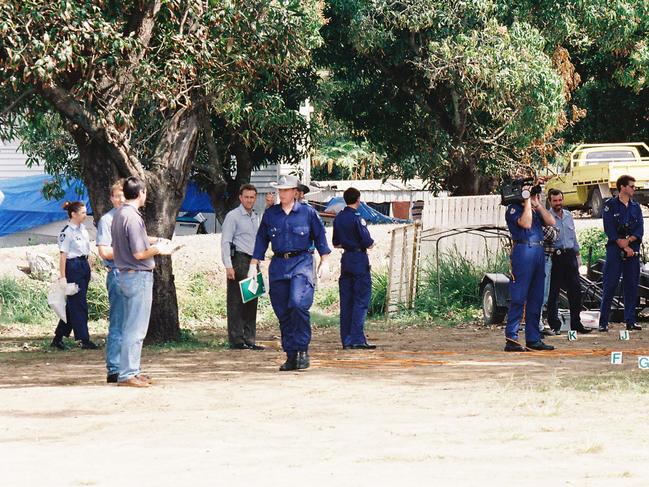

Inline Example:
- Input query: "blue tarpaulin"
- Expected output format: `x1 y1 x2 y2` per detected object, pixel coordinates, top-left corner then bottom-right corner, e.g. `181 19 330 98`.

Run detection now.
0 175 215 236
0 175 91 237
324 197 409 224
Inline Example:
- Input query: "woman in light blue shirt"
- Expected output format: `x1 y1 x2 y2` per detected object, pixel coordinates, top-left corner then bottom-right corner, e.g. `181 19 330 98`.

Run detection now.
51 201 98 350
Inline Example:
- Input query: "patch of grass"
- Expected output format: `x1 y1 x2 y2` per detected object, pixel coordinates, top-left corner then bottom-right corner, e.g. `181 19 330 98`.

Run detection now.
413 249 508 325
368 269 388 317
558 372 649 393
314 286 338 309
87 275 109 321
177 272 228 324
0 277 52 324
149 328 229 351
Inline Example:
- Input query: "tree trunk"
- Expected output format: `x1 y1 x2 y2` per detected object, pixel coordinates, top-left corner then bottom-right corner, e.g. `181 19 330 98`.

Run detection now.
209 137 255 223
71 108 200 344
72 133 126 223
143 107 200 343
446 159 497 196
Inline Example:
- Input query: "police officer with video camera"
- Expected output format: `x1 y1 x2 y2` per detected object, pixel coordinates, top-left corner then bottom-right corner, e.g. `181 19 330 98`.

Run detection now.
599 175 644 332
503 179 556 351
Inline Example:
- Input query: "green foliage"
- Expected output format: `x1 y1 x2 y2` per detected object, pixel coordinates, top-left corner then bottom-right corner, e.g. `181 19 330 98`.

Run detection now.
368 270 388 317
414 249 509 325
578 227 607 264
0 277 51 324
318 0 565 193
177 272 228 325
87 277 109 322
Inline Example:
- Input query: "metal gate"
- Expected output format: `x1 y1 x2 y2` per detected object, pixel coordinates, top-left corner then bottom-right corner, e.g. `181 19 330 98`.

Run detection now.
385 222 421 318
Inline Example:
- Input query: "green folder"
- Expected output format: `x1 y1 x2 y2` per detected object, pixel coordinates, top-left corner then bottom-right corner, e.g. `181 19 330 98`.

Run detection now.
239 272 265 303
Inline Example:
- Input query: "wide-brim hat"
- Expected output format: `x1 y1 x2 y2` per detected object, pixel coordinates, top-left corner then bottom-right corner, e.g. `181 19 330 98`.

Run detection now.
297 183 310 194
270 175 300 189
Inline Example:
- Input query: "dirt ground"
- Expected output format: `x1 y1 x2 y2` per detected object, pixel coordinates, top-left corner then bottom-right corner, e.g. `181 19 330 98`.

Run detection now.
3 220 649 486
3 323 649 486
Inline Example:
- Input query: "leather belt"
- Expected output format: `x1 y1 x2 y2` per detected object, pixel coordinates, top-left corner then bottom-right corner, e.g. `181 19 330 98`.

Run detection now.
120 269 153 273
273 251 308 259
553 248 576 256
69 255 88 261
513 240 543 246
343 248 367 253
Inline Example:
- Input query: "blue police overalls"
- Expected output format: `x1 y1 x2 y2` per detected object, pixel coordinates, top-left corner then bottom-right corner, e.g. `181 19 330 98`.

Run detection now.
599 197 644 328
332 207 375 347
505 204 544 344
253 201 331 356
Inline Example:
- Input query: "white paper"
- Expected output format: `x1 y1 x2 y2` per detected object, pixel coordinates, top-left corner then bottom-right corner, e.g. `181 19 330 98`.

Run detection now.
248 279 259 294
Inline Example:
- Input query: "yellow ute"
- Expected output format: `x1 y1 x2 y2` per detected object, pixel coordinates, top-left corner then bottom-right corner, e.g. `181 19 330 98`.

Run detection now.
544 143 649 218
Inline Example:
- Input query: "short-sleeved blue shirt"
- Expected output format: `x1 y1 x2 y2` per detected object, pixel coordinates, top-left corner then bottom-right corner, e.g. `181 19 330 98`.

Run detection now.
505 203 544 243
96 207 117 269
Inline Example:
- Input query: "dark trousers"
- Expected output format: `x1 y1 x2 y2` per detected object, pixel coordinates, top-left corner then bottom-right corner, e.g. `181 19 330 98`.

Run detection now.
226 252 258 346
505 243 543 343
547 249 583 331
599 246 640 327
339 270 371 347
54 257 91 341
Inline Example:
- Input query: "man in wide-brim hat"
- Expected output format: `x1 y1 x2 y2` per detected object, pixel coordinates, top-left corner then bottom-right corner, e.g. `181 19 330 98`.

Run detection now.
250 175 331 371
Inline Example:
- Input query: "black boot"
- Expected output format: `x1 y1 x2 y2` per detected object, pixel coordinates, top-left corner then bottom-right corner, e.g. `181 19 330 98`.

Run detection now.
296 351 310 370
80 340 98 350
279 354 298 371
50 336 68 351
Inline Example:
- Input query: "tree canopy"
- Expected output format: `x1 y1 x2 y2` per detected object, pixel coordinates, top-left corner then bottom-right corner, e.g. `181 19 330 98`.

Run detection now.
316 0 649 194
0 0 324 341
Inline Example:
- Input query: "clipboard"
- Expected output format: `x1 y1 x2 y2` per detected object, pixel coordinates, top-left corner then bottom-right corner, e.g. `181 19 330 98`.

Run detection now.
239 272 265 303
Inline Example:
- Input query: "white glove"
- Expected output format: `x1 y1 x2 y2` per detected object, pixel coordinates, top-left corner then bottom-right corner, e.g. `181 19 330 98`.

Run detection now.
317 261 330 280
247 265 257 280
157 237 172 246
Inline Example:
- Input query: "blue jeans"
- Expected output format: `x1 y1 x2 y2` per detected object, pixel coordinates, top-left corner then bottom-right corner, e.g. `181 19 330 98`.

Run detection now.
105 269 125 375
118 271 153 381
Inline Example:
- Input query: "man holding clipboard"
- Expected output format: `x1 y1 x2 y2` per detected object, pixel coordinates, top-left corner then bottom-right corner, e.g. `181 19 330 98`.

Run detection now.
250 175 331 371
221 184 265 350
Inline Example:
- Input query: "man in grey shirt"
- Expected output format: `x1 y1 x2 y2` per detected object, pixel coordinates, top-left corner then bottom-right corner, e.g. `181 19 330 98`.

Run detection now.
221 183 263 350
111 176 171 387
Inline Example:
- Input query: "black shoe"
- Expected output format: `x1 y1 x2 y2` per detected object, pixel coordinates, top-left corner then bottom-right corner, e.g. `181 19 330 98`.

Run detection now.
350 343 377 350
80 340 98 350
599 326 609 332
279 355 298 371
246 343 265 350
229 343 250 350
573 326 592 334
504 342 525 352
541 329 560 337
526 340 555 351
296 351 310 370
107 373 119 383
50 337 69 351
627 323 642 331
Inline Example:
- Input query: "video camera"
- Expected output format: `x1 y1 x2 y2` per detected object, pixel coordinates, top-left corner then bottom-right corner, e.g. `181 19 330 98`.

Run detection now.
500 178 542 206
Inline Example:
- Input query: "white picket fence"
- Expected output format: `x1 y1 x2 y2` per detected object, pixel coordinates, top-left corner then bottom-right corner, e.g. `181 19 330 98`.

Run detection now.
419 195 508 265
